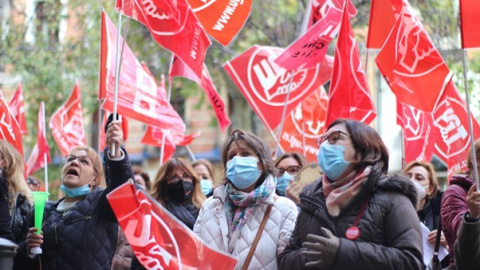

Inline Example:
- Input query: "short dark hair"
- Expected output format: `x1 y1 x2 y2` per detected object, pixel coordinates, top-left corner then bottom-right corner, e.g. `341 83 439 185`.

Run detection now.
327 119 389 173
132 165 151 190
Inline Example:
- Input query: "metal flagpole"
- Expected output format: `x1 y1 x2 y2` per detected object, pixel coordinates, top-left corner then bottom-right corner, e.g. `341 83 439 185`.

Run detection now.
462 50 480 190
185 145 196 161
160 55 175 166
275 71 294 157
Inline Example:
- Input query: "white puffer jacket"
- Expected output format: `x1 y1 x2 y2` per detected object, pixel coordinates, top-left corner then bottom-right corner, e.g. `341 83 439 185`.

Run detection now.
193 183 298 270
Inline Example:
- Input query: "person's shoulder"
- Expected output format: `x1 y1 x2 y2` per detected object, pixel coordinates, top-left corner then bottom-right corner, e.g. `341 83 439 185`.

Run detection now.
374 174 417 207
274 195 297 212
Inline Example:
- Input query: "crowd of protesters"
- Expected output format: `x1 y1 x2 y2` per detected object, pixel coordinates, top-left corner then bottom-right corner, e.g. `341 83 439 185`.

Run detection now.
0 118 479 270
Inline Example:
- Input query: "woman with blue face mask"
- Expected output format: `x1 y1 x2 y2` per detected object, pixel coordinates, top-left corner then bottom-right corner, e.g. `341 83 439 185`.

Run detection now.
192 159 216 197
278 119 424 270
194 129 298 270
274 153 307 204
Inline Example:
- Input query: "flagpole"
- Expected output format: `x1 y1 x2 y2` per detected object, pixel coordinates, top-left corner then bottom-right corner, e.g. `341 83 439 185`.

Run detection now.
160 56 175 166
400 129 406 169
185 145 196 161
275 71 294 157
42 101 48 195
462 50 479 190
301 115 307 157
97 106 103 154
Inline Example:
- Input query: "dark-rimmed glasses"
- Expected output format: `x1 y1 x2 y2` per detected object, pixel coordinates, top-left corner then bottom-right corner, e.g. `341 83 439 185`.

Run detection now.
167 173 193 183
276 166 301 176
316 130 351 146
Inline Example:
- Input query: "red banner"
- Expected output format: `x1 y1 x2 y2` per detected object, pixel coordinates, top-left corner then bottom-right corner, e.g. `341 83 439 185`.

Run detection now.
375 9 450 112
117 0 211 78
99 11 185 135
170 56 231 132
107 182 238 269
460 0 480 49
307 0 357 28
325 1 376 127
49 83 86 156
187 0 252 46
366 0 396 49
432 80 480 178
26 102 51 176
8 83 28 135
0 92 23 156
280 87 328 162
224 45 333 131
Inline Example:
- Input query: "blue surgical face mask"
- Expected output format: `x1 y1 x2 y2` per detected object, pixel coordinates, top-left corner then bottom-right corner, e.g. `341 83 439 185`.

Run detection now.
60 184 90 198
276 172 294 196
317 143 350 180
200 179 213 196
226 156 261 190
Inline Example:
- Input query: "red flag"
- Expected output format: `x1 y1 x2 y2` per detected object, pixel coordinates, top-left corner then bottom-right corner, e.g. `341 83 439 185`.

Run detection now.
432 80 480 178
307 0 357 28
224 45 333 132
187 0 252 46
366 0 396 49
107 182 238 269
99 11 186 135
8 83 28 135
99 112 129 151
0 92 23 156
49 83 86 156
26 102 51 176
117 0 211 78
325 1 376 127
375 9 450 112
396 101 436 163
170 56 230 132
460 0 480 49
280 87 328 162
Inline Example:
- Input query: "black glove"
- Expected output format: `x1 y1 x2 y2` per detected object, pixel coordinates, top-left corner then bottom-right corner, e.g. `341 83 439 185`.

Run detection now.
302 227 340 268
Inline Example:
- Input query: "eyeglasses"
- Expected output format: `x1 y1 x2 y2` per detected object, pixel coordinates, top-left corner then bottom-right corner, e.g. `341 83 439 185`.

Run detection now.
276 166 301 176
167 173 193 183
316 130 350 146
27 178 40 186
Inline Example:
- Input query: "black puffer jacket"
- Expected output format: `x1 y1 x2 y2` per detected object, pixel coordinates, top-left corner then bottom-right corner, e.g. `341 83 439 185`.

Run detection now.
11 193 32 242
278 167 424 270
17 150 134 270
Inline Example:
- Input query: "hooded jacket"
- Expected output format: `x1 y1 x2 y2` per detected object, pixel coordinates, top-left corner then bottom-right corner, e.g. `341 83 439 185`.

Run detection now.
278 167 424 270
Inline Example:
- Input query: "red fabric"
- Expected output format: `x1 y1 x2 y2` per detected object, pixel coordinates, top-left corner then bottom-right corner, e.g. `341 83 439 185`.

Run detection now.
169 56 231 132
224 45 333 132
375 9 450 112
460 0 480 49
26 102 51 176
49 83 86 156
325 1 376 127
366 0 396 49
186 0 252 46
117 0 211 78
140 126 176 163
8 83 28 135
307 0 356 28
99 11 185 135
279 87 328 162
0 92 24 156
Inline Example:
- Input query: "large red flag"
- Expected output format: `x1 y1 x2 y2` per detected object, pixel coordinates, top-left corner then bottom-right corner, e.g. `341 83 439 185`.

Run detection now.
8 83 28 135
325 1 376 127
99 11 185 135
375 9 450 112
280 87 328 162
224 45 333 132
432 80 480 178
0 91 23 156
26 102 51 176
459 0 480 49
117 0 211 78
366 0 396 49
107 182 238 269
169 56 231 132
187 0 252 46
307 0 357 28
49 83 86 156
397 101 436 163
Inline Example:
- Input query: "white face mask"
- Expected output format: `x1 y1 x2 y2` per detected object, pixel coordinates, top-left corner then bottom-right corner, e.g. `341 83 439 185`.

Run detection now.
411 180 426 210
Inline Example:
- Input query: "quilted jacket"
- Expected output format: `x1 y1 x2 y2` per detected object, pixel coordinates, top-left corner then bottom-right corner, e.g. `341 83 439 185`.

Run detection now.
193 177 298 270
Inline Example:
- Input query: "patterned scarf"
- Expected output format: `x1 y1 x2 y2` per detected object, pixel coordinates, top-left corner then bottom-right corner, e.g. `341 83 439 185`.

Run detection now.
224 175 275 235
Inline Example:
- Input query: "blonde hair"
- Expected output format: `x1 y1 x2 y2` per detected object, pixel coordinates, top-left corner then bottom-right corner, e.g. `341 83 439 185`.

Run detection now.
0 140 32 210
402 161 439 200
65 146 105 188
192 159 215 182
151 158 205 209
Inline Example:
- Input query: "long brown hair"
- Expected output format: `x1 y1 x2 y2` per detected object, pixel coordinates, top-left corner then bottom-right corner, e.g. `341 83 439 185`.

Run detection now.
151 158 205 209
402 161 439 199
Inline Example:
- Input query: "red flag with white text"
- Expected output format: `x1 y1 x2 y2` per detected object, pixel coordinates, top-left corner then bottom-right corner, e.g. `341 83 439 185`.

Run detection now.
8 83 28 135
49 83 86 156
117 0 211 78
460 0 480 49
26 102 51 176
169 56 231 132
107 182 238 269
224 45 333 132
280 87 328 162
375 9 450 112
187 0 252 46
366 0 396 49
99 11 185 136
0 92 23 156
325 1 376 127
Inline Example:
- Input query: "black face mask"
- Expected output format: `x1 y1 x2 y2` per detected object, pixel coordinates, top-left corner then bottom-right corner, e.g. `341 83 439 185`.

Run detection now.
166 180 194 203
